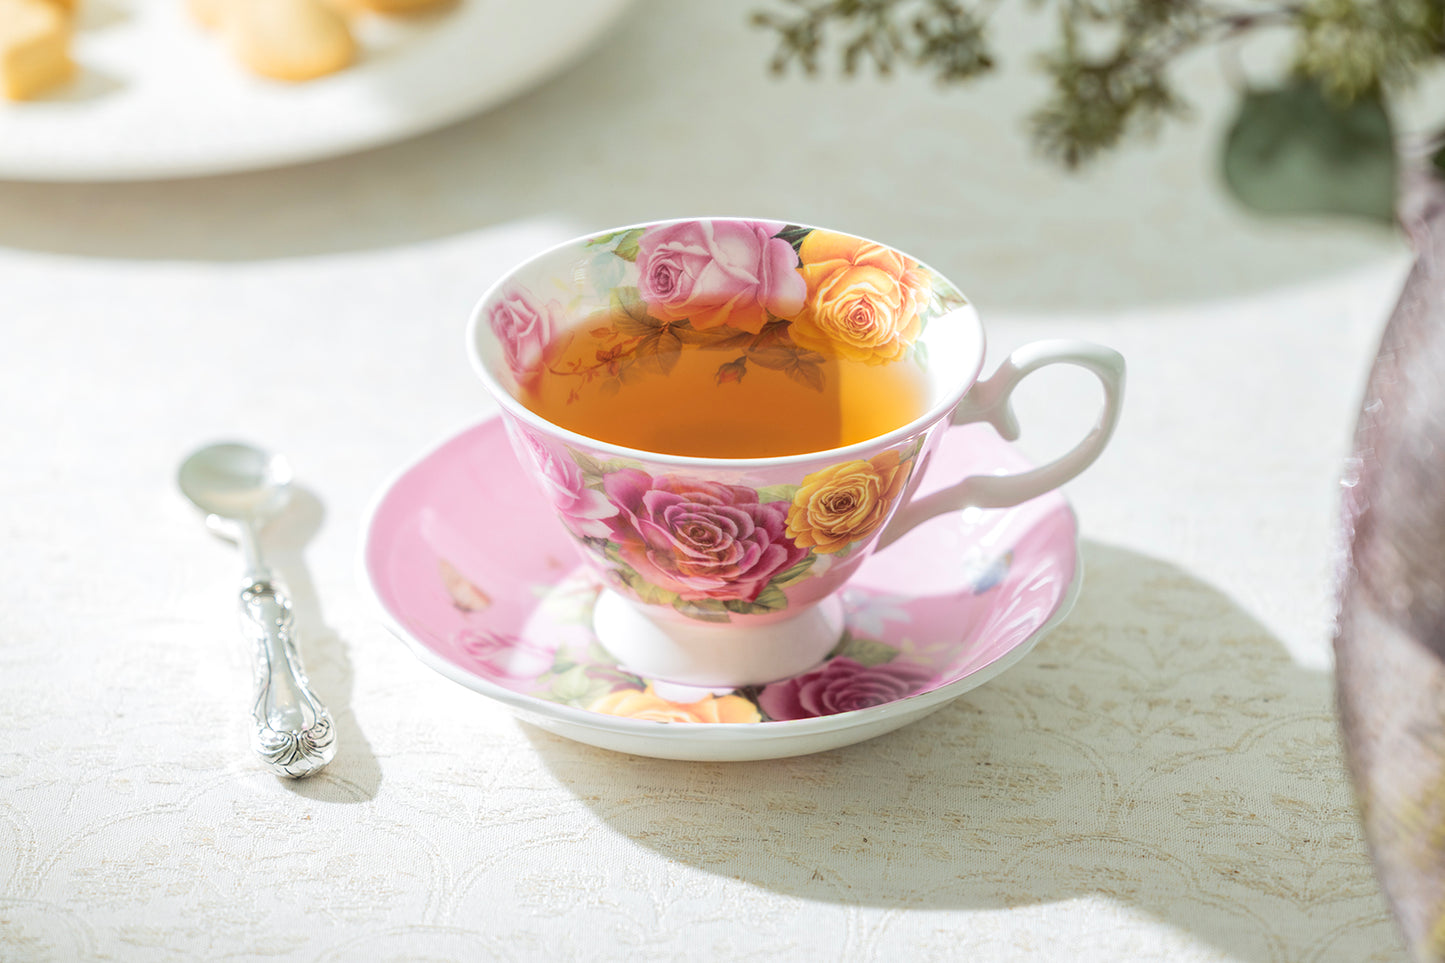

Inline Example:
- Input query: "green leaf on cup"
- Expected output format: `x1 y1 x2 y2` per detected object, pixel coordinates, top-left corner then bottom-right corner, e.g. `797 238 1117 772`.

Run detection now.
911 340 929 370
769 554 816 587
674 323 755 350
1222 77 1397 225
615 565 675 606
612 228 645 262
673 598 733 622
598 456 646 475
774 224 813 254
724 585 788 615
756 483 801 504
568 447 609 482
784 359 826 392
611 286 662 334
901 434 928 464
635 329 683 376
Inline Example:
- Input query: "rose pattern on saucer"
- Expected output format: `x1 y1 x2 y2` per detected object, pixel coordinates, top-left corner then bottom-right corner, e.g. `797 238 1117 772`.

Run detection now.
756 656 937 721
434 554 1015 724
367 417 1081 753
488 221 966 402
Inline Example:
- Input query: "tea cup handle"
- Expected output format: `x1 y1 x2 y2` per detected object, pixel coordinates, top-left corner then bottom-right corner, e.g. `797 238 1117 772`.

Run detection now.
877 340 1125 548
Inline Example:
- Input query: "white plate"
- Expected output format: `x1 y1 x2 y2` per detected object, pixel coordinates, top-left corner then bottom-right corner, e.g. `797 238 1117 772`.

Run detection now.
0 0 635 181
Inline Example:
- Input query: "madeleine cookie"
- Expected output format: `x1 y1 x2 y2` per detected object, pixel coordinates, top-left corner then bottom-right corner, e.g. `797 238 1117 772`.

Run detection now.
0 0 74 100
186 0 225 29
325 0 453 15
224 0 355 82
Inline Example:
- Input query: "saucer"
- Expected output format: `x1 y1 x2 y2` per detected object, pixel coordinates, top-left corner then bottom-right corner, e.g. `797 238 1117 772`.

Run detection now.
361 417 1081 762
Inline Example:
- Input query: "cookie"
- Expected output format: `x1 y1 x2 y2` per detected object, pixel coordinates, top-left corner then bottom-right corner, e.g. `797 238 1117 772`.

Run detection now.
0 0 74 101
186 0 225 29
325 0 453 15
223 0 355 82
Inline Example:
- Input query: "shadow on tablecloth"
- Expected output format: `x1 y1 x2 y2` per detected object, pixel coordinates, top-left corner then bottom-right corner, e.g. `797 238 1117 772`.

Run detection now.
265 487 382 802
530 540 1403 961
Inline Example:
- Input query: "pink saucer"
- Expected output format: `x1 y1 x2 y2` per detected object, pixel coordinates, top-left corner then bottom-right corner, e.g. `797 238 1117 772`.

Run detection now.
361 418 1081 761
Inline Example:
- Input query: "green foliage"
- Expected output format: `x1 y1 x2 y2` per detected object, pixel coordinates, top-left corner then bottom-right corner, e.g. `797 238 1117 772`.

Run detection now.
588 228 645 262
756 483 803 504
829 631 898 666
752 0 996 81
677 317 828 393
1223 77 1398 224
1028 5 1194 168
726 584 790 614
769 554 817 586
1295 0 1442 103
546 664 615 707
753 0 1445 218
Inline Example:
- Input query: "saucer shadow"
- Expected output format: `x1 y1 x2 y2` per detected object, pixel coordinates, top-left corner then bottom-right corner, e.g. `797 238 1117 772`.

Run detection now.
528 541 1400 962
263 486 382 802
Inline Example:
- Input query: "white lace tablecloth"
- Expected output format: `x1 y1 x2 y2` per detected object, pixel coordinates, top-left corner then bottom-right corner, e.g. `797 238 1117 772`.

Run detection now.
0 1 1420 960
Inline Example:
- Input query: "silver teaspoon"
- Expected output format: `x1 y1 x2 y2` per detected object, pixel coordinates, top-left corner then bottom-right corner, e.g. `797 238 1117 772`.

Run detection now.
178 442 336 778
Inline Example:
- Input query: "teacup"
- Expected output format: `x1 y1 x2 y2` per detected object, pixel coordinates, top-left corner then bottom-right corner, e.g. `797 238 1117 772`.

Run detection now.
466 218 1124 688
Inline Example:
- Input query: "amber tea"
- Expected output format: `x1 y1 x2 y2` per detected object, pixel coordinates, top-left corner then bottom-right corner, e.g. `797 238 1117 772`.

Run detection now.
518 310 931 458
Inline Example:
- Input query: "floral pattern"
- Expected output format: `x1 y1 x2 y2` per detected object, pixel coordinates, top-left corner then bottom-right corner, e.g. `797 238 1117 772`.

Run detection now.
487 283 564 386
439 562 1012 724
784 449 912 554
601 469 805 603
517 432 927 620
790 230 931 365
519 430 618 539
589 685 762 723
470 221 979 713
490 220 965 400
455 628 556 686
635 219 807 334
756 656 936 720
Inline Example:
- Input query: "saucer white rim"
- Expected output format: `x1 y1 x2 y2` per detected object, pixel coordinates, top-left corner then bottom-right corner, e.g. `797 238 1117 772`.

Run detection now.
358 415 1082 747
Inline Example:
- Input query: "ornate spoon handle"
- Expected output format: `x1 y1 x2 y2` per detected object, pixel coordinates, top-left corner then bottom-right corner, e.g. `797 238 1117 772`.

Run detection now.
239 578 336 778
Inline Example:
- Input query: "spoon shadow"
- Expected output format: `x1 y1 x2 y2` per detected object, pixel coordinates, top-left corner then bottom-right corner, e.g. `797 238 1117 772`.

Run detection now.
260 486 382 802
525 542 1400 961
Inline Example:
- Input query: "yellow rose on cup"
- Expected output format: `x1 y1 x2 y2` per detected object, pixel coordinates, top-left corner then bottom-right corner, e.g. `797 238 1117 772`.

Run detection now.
790 230 932 365
785 450 911 554
589 686 761 723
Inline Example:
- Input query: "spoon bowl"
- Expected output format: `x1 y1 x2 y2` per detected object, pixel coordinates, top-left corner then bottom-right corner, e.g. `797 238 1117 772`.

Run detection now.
178 443 293 525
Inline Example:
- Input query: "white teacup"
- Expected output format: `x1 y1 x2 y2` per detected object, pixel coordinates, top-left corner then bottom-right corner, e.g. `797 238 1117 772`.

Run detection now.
467 218 1124 688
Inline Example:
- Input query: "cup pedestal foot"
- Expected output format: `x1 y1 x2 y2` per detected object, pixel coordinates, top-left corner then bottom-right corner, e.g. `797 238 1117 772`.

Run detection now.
592 590 845 689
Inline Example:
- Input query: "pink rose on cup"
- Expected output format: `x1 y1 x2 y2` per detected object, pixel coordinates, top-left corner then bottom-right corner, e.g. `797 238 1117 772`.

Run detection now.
522 434 617 539
757 656 934 720
488 283 563 383
636 220 808 333
603 469 806 602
